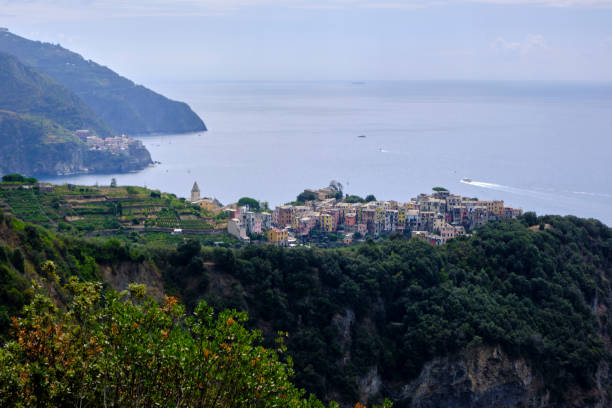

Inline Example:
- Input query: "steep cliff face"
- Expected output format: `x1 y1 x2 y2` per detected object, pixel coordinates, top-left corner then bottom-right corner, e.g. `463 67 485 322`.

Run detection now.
98 261 165 301
390 346 548 408
83 143 152 174
352 345 610 408
0 111 152 176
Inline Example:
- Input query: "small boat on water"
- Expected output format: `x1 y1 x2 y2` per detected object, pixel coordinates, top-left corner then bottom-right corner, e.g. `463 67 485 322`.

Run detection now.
461 178 472 183
358 135 366 138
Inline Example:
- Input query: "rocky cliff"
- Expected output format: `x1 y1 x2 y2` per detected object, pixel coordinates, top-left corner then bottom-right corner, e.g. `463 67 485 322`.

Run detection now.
0 111 152 176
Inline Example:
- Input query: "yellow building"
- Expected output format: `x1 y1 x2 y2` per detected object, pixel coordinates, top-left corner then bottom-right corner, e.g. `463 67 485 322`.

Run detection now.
398 207 406 224
267 228 288 246
486 200 504 216
319 213 335 233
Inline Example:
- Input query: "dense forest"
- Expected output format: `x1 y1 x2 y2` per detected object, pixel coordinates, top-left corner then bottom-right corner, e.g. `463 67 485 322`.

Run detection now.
160 215 611 406
0 30 206 135
0 206 610 406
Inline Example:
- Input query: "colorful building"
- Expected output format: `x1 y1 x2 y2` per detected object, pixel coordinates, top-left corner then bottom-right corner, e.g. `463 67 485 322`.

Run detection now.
267 228 289 246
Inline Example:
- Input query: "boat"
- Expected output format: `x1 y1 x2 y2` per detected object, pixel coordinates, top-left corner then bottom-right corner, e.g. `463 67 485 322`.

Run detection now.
461 178 472 183
358 135 366 138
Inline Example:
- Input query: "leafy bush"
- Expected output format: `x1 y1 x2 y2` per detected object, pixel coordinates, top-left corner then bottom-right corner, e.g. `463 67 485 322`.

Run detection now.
0 279 390 408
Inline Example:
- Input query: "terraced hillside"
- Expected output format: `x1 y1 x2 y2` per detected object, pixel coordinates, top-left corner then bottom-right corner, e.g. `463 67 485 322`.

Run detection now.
0 180 231 245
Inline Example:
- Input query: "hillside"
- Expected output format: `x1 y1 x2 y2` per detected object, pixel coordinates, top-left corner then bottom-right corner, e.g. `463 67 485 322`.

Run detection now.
0 181 227 236
0 183 610 407
0 207 387 408
0 111 152 176
160 216 612 407
0 30 206 135
0 52 112 137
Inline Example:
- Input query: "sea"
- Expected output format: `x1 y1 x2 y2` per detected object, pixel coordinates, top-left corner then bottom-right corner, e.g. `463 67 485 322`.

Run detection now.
43 80 612 226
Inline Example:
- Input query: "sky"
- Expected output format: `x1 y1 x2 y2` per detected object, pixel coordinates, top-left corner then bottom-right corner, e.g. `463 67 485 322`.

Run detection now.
1 0 612 82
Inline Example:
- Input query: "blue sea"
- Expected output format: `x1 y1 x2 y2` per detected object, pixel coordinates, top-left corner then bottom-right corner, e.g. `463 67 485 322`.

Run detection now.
43 81 612 225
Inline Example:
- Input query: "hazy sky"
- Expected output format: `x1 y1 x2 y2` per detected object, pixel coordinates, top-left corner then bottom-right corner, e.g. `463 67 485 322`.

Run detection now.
1 0 612 82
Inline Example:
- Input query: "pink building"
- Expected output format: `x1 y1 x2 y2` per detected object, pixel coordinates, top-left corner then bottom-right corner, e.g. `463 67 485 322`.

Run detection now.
297 217 317 236
356 224 367 236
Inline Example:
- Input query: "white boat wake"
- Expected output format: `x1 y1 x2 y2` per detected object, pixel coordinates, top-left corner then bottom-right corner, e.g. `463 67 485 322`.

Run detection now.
460 179 612 203
460 179 557 200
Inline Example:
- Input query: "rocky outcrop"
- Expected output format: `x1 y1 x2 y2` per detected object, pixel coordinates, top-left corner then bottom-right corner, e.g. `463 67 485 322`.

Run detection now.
368 345 612 408
0 111 152 176
388 346 547 408
83 143 152 174
98 261 165 301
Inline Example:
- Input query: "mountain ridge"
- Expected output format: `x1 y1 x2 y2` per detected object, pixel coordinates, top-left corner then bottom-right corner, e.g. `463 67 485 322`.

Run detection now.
0 30 207 135
0 51 113 137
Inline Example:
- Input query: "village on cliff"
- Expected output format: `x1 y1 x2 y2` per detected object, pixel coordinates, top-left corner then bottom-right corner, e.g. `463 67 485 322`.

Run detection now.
189 182 523 247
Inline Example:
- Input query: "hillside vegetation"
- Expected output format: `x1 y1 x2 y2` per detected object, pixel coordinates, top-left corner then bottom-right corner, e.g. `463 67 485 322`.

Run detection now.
1 280 392 408
0 181 226 237
0 52 112 137
0 111 86 176
159 215 612 406
0 193 610 406
0 30 206 135
0 210 387 408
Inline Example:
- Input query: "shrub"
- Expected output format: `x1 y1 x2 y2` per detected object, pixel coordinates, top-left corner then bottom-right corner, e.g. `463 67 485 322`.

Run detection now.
0 280 391 408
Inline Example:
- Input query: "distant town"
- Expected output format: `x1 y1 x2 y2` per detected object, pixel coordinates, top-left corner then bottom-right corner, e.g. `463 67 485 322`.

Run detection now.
75 130 147 155
189 182 523 247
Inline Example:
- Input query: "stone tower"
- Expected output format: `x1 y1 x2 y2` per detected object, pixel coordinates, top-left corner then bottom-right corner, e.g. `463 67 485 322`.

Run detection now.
191 181 200 202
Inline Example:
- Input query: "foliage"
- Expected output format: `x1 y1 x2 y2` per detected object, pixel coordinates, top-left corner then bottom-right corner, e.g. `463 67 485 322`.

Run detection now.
0 200 610 405
328 181 343 193
297 191 317 202
0 52 112 137
1 174 37 184
0 279 390 408
432 186 448 192
364 195 376 203
344 195 365 204
165 215 612 404
238 197 260 211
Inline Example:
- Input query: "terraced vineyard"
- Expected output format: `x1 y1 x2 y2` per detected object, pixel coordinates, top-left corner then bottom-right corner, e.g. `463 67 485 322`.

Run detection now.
154 210 181 228
0 181 222 240
0 188 53 224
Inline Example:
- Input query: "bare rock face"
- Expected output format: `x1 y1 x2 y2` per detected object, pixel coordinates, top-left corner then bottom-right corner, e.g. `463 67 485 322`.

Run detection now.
98 261 165 302
390 346 549 408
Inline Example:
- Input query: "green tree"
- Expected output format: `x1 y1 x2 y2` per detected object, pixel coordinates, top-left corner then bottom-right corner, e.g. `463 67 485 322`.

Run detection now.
238 197 260 211
297 191 317 202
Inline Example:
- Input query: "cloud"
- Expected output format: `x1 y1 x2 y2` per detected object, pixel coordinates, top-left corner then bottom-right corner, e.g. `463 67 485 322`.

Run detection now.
2 0 612 21
470 0 612 6
491 34 548 56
